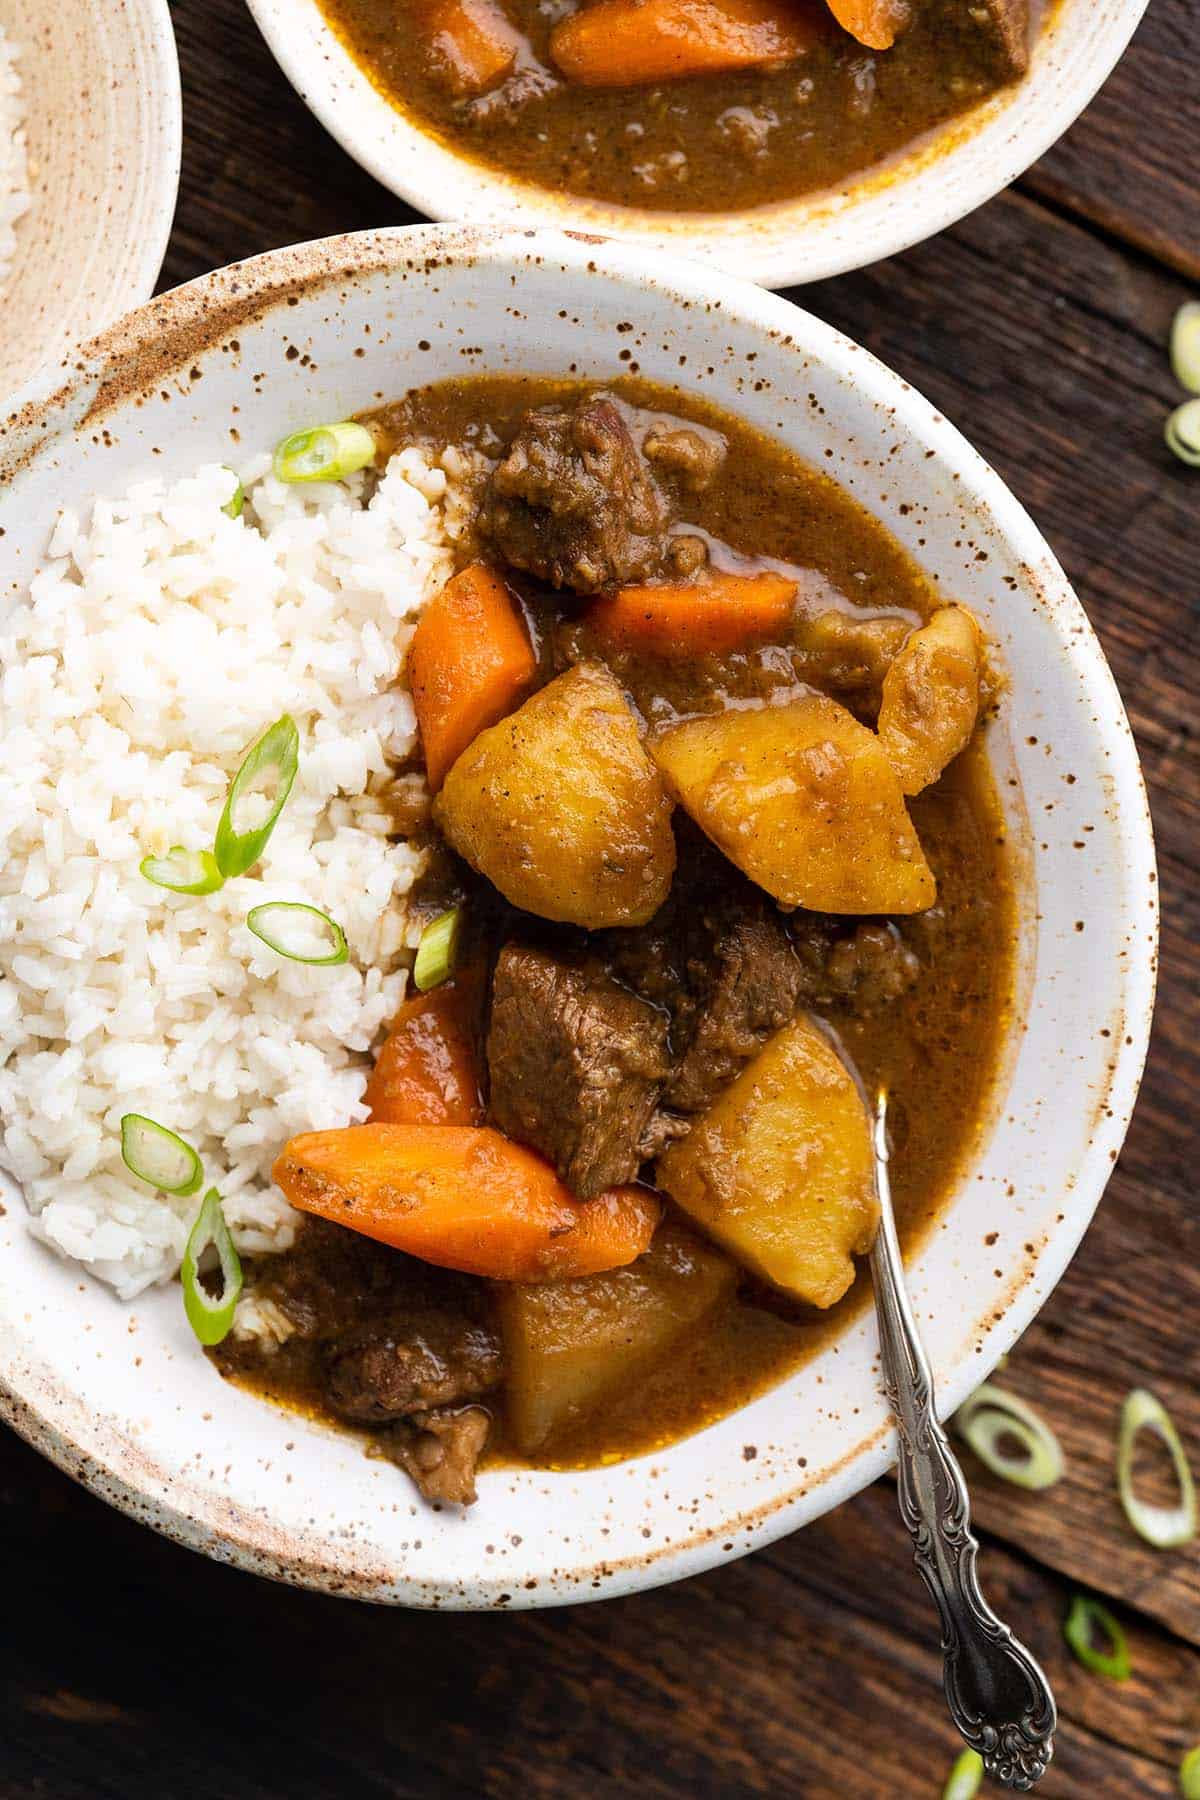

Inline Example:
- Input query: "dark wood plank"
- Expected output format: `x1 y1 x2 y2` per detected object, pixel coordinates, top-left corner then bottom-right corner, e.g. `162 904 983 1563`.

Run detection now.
1020 0 1200 278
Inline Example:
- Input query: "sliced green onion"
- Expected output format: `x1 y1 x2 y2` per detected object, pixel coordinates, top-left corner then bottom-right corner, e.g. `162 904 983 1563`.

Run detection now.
1116 1388 1196 1549
1063 1594 1131 1681
247 901 349 966
942 1748 983 1800
140 846 225 896
955 1382 1065 1491
1170 302 1200 395
214 713 300 879
181 1188 242 1346
1166 398 1200 467
272 421 376 484
120 1113 204 1196
1180 1746 1200 1799
413 906 461 992
221 467 245 518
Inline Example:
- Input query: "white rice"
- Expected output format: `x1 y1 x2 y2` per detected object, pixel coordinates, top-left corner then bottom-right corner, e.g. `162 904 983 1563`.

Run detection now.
0 27 29 293
0 444 475 1298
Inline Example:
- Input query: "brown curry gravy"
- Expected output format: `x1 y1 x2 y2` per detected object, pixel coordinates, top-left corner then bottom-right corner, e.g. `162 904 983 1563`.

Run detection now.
222 373 1019 1475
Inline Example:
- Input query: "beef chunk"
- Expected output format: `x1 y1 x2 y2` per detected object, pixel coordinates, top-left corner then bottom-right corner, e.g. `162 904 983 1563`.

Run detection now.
245 1217 421 1341
378 1406 492 1507
480 394 671 593
666 884 806 1114
487 942 671 1197
324 1312 503 1424
974 0 1030 79
642 424 727 492
791 918 921 1013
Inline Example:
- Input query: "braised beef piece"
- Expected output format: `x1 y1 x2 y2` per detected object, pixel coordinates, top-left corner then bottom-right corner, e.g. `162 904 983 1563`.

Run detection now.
325 1312 503 1424
487 942 671 1198
243 1217 419 1341
642 424 727 493
935 0 1029 79
790 918 921 1014
479 394 672 594
376 1406 492 1507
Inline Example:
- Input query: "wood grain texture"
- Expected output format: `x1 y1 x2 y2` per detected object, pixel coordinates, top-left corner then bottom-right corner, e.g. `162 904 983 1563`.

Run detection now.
1 0 1196 1793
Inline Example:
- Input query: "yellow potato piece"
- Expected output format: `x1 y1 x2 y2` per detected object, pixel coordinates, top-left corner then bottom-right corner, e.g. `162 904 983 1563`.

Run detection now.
497 1221 737 1453
434 660 676 928
650 692 935 913
877 604 983 796
656 1015 878 1309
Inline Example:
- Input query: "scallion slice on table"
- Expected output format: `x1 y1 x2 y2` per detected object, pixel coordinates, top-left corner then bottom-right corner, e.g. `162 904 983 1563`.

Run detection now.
1180 1746 1200 1799
247 901 349 965
272 421 376 484
1116 1387 1197 1549
140 846 225 896
954 1381 1065 1491
941 1747 983 1800
1170 302 1200 394
413 906 461 992
214 713 300 878
221 467 245 518
1166 398 1200 467
120 1114 203 1196
181 1188 242 1346
1063 1594 1131 1681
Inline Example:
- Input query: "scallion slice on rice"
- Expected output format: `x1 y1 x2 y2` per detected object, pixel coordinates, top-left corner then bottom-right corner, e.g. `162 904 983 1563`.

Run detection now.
272 421 376 484
120 1114 203 1196
214 713 300 878
140 846 225 896
181 1189 242 1346
247 901 349 966
413 906 461 992
221 468 245 518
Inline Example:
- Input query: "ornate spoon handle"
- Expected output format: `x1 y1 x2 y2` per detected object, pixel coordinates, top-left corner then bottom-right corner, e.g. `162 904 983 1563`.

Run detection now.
869 1093 1056 1791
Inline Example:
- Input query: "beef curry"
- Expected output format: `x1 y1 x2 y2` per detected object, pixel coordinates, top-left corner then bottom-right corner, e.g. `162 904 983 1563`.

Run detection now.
317 0 1038 212
215 374 1018 1507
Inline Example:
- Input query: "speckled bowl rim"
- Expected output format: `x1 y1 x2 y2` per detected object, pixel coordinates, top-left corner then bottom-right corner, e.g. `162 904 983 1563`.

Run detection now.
0 223 1157 1606
242 0 1148 288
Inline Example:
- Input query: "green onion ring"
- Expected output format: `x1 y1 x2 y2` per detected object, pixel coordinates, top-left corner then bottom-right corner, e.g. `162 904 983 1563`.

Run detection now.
214 714 300 879
140 846 225 896
1116 1388 1196 1549
181 1188 242 1347
1063 1594 1131 1681
246 901 349 966
1166 398 1200 467
1170 302 1200 395
941 1747 983 1800
955 1382 1065 1491
413 906 461 992
1180 1746 1200 1799
272 421 376 485
221 467 245 518
120 1114 203 1196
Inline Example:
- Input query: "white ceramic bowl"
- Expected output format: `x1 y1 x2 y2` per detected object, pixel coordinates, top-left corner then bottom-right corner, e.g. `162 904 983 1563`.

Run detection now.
0 0 181 401
0 224 1155 1605
245 0 1146 287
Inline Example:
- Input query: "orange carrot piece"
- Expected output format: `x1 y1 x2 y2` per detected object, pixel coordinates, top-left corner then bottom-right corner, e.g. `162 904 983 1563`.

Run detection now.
825 0 910 50
551 0 824 85
425 0 520 93
364 978 484 1127
273 1124 662 1282
587 570 798 657
408 563 536 790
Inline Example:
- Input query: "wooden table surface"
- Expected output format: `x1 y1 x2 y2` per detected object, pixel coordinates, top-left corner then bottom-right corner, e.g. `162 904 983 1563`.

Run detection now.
5 3 1197 1795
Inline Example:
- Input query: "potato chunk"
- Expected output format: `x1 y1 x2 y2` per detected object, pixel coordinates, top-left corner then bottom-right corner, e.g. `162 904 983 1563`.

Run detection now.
649 693 934 914
656 1015 878 1308
497 1221 737 1453
434 661 676 927
877 605 983 795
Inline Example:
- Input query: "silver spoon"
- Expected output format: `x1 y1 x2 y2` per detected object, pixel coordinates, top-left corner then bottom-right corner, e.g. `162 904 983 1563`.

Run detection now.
869 1089 1056 1790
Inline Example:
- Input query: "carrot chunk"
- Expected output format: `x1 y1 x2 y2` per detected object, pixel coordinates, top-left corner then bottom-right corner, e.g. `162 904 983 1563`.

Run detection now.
408 563 537 790
274 1124 663 1282
364 977 484 1127
587 570 798 657
825 0 911 50
424 0 521 93
551 0 825 86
